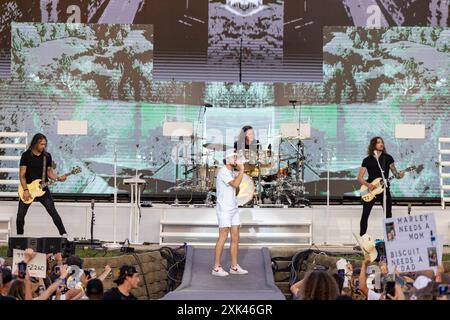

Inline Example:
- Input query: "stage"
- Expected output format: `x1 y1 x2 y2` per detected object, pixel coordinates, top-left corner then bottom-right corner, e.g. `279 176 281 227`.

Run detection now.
0 201 448 246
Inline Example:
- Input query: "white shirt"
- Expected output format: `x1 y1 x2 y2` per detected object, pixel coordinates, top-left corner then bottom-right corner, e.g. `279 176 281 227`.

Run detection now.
367 289 382 300
216 166 238 212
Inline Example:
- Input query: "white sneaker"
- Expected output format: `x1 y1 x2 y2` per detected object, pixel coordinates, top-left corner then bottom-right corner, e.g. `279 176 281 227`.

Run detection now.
212 266 229 277
229 264 248 275
62 233 72 241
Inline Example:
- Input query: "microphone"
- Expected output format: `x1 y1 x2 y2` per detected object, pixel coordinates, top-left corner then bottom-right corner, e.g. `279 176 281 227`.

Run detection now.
289 100 297 104
91 199 95 210
204 103 213 108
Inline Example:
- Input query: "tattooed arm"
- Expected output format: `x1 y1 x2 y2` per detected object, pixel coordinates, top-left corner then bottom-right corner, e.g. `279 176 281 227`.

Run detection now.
389 163 405 179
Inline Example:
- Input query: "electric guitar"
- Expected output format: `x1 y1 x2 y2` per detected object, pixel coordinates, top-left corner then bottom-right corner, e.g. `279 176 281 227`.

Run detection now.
18 166 82 204
360 166 417 202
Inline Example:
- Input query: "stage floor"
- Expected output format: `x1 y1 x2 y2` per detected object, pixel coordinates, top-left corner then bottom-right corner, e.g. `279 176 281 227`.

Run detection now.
0 201 449 246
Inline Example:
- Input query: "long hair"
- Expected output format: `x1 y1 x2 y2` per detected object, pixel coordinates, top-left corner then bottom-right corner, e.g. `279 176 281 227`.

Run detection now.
28 133 47 151
236 125 254 150
298 270 339 300
367 136 387 156
8 279 25 300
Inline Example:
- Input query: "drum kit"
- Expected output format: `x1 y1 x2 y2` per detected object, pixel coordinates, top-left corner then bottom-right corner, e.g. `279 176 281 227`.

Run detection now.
167 137 311 208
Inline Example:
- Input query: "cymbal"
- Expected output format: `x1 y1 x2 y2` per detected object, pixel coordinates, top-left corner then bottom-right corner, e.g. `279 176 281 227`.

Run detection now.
203 143 231 150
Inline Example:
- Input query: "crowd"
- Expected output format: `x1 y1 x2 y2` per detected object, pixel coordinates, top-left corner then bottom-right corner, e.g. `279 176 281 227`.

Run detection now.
0 249 139 300
1 247 449 301
290 253 449 300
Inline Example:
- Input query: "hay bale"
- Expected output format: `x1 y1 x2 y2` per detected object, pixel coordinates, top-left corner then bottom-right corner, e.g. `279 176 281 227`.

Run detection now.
150 292 165 300
141 262 163 274
130 286 148 298
136 251 162 263
144 270 167 284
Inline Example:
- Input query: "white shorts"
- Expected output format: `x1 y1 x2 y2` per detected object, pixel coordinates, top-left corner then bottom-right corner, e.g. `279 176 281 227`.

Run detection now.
216 210 240 229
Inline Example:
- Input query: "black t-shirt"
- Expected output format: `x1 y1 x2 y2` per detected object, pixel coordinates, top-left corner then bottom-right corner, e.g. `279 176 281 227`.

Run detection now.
361 153 394 185
234 139 260 151
102 287 137 300
19 150 52 184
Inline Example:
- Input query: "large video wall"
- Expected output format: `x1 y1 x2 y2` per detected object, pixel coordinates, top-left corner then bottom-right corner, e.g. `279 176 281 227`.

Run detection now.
0 1 449 198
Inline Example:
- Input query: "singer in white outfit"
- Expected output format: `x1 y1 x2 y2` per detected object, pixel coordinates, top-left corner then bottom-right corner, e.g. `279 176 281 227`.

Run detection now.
212 149 248 277
357 137 404 236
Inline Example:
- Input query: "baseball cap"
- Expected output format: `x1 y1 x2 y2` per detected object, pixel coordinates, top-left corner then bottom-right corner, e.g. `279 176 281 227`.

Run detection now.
113 265 138 284
224 149 238 160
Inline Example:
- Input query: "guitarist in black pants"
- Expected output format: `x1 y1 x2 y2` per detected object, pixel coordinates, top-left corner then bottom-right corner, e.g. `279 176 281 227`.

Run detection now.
17 133 67 236
357 137 404 236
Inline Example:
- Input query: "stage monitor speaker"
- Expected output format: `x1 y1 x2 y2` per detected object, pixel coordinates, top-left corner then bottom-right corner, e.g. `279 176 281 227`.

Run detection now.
7 237 39 257
7 237 74 258
38 237 66 255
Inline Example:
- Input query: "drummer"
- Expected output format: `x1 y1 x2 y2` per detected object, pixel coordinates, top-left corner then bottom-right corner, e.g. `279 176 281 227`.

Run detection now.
234 125 260 165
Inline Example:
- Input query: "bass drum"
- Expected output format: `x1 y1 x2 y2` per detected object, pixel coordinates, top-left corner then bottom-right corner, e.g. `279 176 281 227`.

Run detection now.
237 174 254 206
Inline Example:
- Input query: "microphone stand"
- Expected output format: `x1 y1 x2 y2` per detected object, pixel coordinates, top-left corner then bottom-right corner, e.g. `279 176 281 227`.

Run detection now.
90 200 95 246
103 145 121 249
374 152 388 219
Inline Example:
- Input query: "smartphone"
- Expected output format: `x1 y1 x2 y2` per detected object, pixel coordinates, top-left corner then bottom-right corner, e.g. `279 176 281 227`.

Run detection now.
354 279 360 293
84 269 96 280
338 269 345 278
366 265 379 274
18 262 27 279
385 281 396 299
54 265 60 275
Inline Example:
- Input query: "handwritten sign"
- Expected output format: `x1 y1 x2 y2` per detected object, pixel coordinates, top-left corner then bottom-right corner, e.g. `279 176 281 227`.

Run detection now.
383 213 442 273
12 249 47 278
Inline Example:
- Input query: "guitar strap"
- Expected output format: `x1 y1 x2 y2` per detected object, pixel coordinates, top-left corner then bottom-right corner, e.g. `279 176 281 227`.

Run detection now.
42 152 47 182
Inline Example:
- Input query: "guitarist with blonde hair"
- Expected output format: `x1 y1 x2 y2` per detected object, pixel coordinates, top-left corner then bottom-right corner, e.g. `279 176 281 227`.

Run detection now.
17 133 68 237
357 137 404 236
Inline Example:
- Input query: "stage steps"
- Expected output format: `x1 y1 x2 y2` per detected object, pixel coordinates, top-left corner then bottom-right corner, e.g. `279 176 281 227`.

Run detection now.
0 132 27 199
159 211 313 246
162 246 285 300
439 137 450 209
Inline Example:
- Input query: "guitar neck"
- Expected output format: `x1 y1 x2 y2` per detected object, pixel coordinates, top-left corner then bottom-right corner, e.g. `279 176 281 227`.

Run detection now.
41 172 72 188
381 167 414 186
